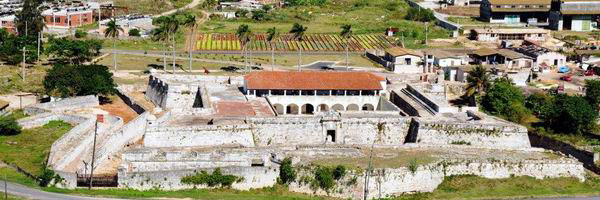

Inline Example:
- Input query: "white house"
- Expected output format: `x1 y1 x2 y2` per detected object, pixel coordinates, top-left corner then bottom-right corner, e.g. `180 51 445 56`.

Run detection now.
384 47 425 73
514 45 566 69
424 49 469 68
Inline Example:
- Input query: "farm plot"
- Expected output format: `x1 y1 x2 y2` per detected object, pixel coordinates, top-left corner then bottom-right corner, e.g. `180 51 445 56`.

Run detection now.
195 33 396 52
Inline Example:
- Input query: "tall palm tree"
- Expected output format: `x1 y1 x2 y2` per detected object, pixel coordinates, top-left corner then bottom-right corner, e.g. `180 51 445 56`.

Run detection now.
182 14 197 72
165 14 180 74
236 24 252 73
340 24 353 71
465 65 491 98
289 23 307 71
266 27 279 71
104 18 123 71
152 26 169 71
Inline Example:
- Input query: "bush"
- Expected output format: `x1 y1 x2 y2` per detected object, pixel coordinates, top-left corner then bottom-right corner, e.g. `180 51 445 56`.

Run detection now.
405 7 435 22
38 168 61 187
585 79 600 109
74 29 87 38
313 166 335 192
541 94 598 134
333 165 346 180
0 114 21 136
279 157 296 184
128 29 141 37
481 78 527 122
181 168 242 188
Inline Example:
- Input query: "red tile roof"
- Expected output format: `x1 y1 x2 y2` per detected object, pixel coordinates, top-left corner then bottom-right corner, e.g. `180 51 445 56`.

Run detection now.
245 71 385 90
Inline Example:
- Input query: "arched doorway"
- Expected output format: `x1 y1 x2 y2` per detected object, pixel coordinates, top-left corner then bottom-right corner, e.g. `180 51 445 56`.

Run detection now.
331 104 344 111
346 104 359 111
301 104 315 114
318 104 329 112
362 104 375 111
286 104 299 114
273 104 284 115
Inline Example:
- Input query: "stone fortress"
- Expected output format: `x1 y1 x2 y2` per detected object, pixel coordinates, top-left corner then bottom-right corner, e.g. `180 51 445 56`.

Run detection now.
18 71 585 199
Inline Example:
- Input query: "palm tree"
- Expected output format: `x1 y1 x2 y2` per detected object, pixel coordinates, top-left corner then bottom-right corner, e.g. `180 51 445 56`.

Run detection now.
104 18 123 71
182 14 197 72
152 26 169 71
465 65 491 99
340 24 353 71
266 27 279 71
165 14 180 74
236 24 252 73
289 23 307 71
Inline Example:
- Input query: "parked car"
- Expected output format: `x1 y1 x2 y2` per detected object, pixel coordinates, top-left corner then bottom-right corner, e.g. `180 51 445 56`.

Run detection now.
585 70 595 76
560 75 573 82
221 66 240 72
321 66 334 71
251 66 263 70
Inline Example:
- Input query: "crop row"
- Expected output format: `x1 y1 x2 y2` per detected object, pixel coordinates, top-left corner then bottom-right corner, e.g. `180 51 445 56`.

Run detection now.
194 33 396 51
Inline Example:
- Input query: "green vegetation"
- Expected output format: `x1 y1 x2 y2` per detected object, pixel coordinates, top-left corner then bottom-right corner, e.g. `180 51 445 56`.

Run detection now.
481 78 530 124
312 166 336 192
198 0 449 38
181 168 243 188
0 111 22 136
405 7 435 22
394 175 600 199
0 120 72 176
43 64 117 97
45 38 103 65
278 157 296 184
74 29 87 38
0 28 40 64
113 0 192 15
0 167 37 188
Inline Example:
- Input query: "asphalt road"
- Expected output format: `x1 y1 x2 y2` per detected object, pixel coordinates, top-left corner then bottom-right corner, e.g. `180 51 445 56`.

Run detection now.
3 182 122 200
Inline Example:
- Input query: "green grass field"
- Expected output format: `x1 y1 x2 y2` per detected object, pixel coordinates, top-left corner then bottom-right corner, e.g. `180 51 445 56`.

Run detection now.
111 0 192 15
0 120 73 176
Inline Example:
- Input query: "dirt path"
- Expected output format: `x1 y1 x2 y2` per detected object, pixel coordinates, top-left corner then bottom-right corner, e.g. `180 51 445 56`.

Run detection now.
154 0 202 18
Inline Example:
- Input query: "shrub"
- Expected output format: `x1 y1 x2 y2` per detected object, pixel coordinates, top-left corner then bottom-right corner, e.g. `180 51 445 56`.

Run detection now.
408 159 419 174
181 168 241 188
541 94 598 134
333 165 346 180
279 157 296 184
38 168 60 187
74 29 87 38
44 64 117 97
481 78 527 122
314 166 335 192
128 29 141 37
0 114 21 136
405 7 435 22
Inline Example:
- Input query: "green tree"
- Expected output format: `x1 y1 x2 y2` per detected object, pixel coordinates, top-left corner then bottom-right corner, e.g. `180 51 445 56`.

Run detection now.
585 79 600 109
0 114 21 136
152 25 169 70
128 29 141 37
314 166 335 192
278 157 296 184
103 18 124 71
235 9 249 18
236 24 253 72
15 0 45 36
542 94 598 134
525 92 553 116
481 78 525 117
75 29 88 38
465 65 490 100
266 27 279 70
43 64 117 97
45 38 103 65
405 7 435 22
340 24 353 71
181 14 197 72
164 14 180 73
251 9 268 21
290 23 307 71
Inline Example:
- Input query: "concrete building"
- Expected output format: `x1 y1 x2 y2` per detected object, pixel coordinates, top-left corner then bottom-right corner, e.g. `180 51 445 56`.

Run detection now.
424 49 469 68
42 3 95 29
550 0 600 32
383 47 426 73
480 0 551 25
0 14 14 33
470 28 550 42
471 48 534 70
243 71 387 114
514 44 567 69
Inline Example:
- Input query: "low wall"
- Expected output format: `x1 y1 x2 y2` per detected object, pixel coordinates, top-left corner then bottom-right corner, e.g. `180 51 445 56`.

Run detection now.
117 166 278 190
289 159 584 199
409 117 531 148
144 124 255 148
116 88 146 114
24 95 99 115
17 113 88 129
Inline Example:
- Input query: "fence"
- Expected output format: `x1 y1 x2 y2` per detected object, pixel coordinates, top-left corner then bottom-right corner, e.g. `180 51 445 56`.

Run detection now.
76 174 118 187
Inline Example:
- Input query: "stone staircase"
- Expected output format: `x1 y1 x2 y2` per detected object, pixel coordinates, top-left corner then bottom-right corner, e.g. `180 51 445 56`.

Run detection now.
399 88 436 117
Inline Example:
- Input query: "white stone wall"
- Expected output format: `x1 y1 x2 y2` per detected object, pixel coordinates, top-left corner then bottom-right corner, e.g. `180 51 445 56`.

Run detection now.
17 113 88 129
24 95 99 115
267 96 381 113
144 125 255 148
117 166 278 190
412 118 531 148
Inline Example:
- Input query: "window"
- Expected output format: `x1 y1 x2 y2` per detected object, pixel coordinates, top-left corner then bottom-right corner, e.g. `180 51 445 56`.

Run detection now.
525 5 530 8
405 58 412 65
496 5 502 8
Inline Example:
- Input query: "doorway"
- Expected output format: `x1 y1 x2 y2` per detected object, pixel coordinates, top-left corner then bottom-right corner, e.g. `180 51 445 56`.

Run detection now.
326 130 336 143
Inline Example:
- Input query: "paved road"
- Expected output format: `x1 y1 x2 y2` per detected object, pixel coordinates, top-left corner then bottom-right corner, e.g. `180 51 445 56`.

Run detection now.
4 182 123 200
154 0 202 18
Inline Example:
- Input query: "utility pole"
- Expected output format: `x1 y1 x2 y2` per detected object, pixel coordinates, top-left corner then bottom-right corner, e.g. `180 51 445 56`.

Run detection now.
21 47 26 81
89 115 101 189
37 32 40 64
363 139 376 200
425 22 429 45
25 21 27 36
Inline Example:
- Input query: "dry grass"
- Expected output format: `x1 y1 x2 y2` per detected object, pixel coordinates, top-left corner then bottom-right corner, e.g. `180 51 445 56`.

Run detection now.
311 148 438 169
436 6 480 17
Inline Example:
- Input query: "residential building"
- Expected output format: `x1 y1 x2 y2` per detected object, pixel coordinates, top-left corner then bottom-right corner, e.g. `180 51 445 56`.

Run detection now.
470 48 534 70
42 3 95 29
383 47 425 73
513 44 567 70
480 0 551 25
470 28 550 42
423 49 469 68
0 14 14 33
549 0 600 32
